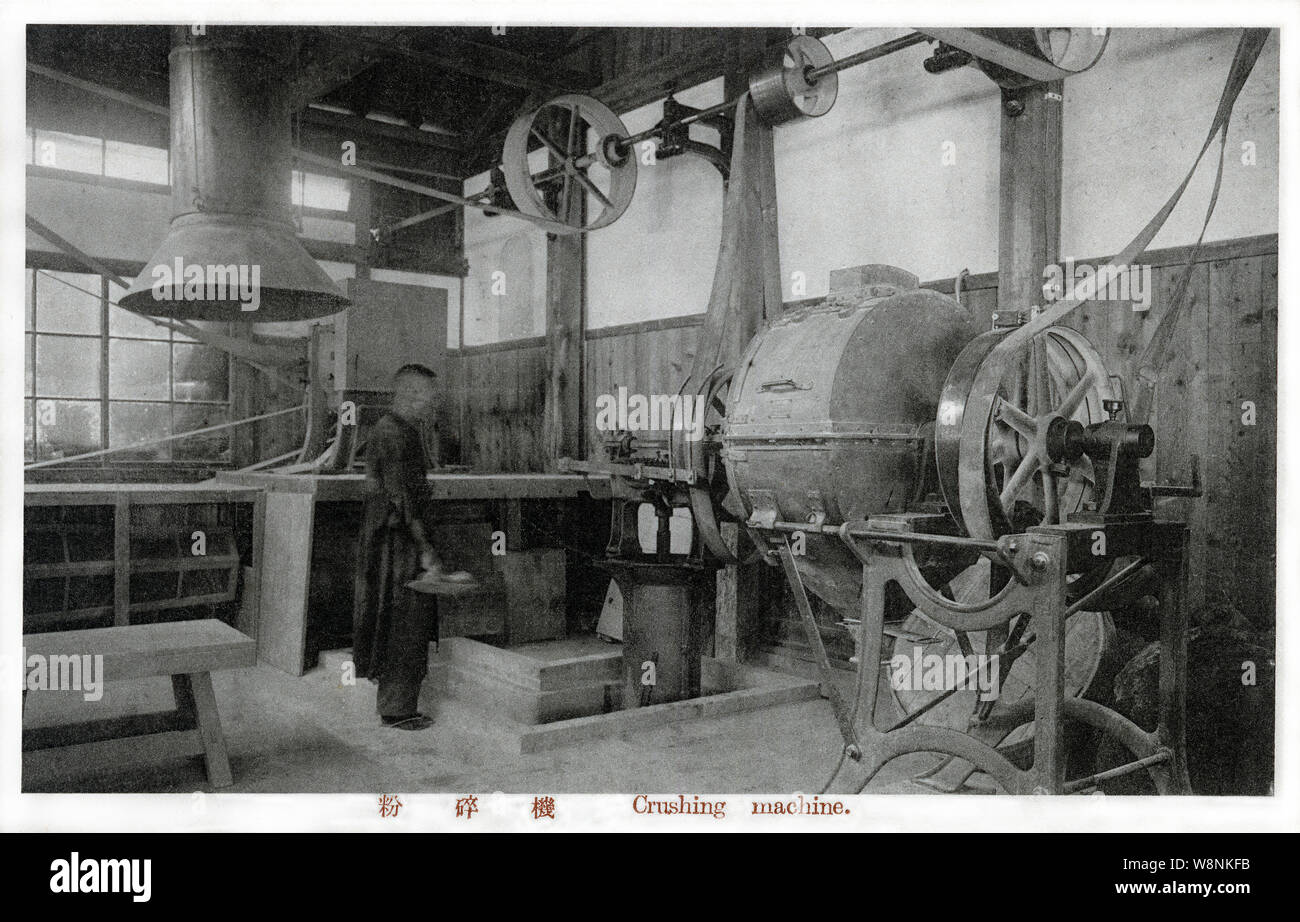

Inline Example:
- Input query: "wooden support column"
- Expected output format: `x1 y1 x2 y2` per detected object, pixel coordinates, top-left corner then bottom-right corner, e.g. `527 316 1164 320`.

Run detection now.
229 323 259 469
714 523 765 663
113 495 130 626
997 82 1063 313
541 118 586 468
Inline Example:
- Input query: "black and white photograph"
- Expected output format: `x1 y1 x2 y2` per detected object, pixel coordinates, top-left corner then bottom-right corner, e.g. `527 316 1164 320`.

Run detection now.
1 0 1296 857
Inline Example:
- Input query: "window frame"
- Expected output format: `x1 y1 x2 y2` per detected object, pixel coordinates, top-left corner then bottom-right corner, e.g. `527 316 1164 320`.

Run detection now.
25 264 235 465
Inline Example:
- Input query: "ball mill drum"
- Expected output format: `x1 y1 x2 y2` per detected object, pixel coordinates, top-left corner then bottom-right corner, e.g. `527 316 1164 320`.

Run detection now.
722 266 978 613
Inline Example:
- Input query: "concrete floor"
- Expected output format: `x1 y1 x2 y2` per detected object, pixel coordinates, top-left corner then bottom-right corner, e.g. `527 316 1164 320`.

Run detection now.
21 641 941 794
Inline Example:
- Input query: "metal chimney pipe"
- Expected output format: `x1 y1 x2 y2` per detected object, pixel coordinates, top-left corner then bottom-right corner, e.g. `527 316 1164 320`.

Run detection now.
119 26 349 321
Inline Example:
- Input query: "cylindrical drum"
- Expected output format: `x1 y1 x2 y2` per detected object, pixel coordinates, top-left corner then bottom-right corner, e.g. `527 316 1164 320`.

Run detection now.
722 268 978 613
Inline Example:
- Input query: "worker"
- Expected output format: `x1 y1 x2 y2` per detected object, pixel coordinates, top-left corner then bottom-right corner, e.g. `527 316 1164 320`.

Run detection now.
352 363 471 730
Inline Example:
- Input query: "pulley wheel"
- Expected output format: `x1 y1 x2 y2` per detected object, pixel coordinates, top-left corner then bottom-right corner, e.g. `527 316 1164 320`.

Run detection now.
501 94 637 234
936 325 1114 540
748 35 839 126
682 368 755 564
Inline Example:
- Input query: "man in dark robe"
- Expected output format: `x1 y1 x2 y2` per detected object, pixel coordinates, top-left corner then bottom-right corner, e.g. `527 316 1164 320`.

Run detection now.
352 364 456 730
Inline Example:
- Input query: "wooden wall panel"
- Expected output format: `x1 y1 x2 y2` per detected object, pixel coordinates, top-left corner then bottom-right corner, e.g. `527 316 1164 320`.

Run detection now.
583 323 701 454
1204 256 1274 625
450 342 548 473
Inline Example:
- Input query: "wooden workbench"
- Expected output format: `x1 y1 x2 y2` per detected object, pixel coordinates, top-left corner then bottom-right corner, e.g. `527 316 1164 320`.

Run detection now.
212 471 612 501
209 471 611 675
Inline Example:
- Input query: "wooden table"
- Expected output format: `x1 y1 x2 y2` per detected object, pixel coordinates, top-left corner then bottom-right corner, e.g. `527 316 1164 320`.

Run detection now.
211 471 610 675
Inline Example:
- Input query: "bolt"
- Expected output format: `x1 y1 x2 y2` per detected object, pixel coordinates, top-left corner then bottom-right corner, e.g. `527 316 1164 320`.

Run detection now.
1030 551 1051 571
1004 96 1026 117
1006 539 1019 553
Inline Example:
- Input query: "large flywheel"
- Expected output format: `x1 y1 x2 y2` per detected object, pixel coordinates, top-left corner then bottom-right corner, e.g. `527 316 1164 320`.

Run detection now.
936 325 1115 540
501 94 638 234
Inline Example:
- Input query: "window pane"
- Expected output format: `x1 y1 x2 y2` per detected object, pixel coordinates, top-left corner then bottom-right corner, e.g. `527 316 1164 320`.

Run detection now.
25 126 33 164
109 402 171 461
24 400 34 460
108 339 170 400
108 279 170 339
25 269 33 330
35 335 101 398
291 170 350 211
35 271 102 334
104 140 169 185
173 404 229 461
34 129 103 174
34 399 101 461
173 343 228 401
25 334 33 396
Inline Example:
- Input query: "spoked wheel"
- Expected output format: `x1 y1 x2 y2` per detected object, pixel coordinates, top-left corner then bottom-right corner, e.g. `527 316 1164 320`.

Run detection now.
501 94 637 234
936 325 1115 540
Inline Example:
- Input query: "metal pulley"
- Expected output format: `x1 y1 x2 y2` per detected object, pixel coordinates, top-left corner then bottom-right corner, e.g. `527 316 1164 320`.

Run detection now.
748 35 839 126
922 28 1110 89
935 324 1115 540
501 93 638 234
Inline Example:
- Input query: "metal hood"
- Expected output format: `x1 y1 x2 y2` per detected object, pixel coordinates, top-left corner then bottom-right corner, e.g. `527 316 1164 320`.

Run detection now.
119 26 349 321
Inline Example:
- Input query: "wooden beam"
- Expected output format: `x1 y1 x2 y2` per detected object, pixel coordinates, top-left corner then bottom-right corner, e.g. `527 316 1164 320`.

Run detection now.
592 36 731 115
335 29 598 96
301 108 467 154
541 109 587 467
997 82 1063 313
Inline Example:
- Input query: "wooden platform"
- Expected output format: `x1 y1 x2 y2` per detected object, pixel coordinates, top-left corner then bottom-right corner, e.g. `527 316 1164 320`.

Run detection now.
437 636 623 724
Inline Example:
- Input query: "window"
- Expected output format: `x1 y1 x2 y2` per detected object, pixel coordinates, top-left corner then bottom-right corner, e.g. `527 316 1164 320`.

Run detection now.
29 127 170 186
291 170 351 212
32 129 103 174
25 269 232 464
105 139 170 185
27 126 347 210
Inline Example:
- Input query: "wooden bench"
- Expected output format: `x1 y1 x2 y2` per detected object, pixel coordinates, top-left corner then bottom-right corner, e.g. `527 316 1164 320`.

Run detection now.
22 619 255 788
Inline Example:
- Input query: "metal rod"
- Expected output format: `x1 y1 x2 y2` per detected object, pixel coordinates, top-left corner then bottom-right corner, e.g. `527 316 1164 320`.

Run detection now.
1065 557 1150 616
1062 751 1171 794
765 519 1002 553
294 149 573 233
805 31 927 81
24 405 306 469
609 31 930 156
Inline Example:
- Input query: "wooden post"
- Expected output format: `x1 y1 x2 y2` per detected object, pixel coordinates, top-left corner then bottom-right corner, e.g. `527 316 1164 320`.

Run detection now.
997 82 1063 313
714 523 765 664
113 495 131 626
542 114 586 468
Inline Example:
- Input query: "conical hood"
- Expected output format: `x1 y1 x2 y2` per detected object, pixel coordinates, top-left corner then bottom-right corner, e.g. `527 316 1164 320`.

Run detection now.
118 27 349 321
